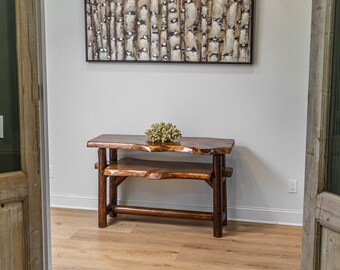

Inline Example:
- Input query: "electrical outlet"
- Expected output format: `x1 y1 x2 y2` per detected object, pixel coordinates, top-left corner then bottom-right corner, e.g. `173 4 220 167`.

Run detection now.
49 165 54 178
288 179 297 193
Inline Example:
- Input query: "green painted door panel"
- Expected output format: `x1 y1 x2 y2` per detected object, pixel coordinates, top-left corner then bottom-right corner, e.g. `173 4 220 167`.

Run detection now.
0 0 21 173
327 1 340 196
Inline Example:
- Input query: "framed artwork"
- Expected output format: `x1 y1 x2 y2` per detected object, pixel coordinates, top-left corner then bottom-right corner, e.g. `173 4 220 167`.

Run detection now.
85 0 255 64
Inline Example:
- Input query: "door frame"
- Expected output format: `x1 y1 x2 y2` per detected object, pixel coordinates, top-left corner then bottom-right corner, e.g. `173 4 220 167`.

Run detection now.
33 0 340 269
301 0 339 269
36 0 51 268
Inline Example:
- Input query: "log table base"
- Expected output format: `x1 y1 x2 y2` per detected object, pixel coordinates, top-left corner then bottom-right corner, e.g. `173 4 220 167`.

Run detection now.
88 135 235 238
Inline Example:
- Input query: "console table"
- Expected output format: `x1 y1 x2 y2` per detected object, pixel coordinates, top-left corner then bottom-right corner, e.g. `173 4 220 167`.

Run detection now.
87 134 235 237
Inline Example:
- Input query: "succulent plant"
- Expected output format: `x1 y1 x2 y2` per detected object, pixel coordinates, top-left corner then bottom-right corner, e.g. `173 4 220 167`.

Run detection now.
145 122 182 143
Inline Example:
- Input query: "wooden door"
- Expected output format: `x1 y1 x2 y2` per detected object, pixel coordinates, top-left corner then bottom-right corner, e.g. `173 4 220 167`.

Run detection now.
0 0 43 269
301 0 340 269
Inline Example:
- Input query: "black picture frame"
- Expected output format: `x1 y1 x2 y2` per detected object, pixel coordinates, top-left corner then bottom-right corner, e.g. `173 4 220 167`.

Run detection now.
84 0 256 65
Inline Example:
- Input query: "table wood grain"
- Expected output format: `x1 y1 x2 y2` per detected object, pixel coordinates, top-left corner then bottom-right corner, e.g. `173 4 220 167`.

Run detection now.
100 158 233 180
87 134 235 155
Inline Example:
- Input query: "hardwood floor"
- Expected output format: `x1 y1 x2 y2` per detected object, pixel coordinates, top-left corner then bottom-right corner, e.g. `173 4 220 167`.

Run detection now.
51 208 302 270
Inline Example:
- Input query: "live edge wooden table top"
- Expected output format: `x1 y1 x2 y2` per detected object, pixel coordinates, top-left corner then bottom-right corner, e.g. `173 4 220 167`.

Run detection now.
87 134 235 238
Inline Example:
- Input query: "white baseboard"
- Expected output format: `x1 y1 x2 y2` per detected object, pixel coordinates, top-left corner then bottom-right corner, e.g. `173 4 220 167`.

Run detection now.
50 192 303 226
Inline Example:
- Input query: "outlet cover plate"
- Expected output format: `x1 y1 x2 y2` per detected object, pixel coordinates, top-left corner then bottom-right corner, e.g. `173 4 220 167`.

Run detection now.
49 165 54 178
288 179 298 193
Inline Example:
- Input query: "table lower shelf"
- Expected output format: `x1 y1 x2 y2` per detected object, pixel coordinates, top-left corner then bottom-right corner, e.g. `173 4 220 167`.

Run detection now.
95 158 233 181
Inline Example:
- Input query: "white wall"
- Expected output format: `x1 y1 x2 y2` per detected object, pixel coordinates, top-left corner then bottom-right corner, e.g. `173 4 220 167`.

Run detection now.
46 0 312 225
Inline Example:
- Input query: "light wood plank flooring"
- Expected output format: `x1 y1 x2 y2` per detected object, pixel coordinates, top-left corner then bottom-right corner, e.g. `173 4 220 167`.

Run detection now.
51 208 302 270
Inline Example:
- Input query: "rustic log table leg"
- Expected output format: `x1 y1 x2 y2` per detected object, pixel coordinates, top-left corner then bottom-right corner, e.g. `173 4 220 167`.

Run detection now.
213 154 223 237
222 155 227 226
98 148 107 228
222 179 227 226
109 149 118 217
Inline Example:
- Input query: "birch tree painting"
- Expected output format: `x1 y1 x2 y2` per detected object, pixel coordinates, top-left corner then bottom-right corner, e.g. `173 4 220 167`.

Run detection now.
85 0 254 63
